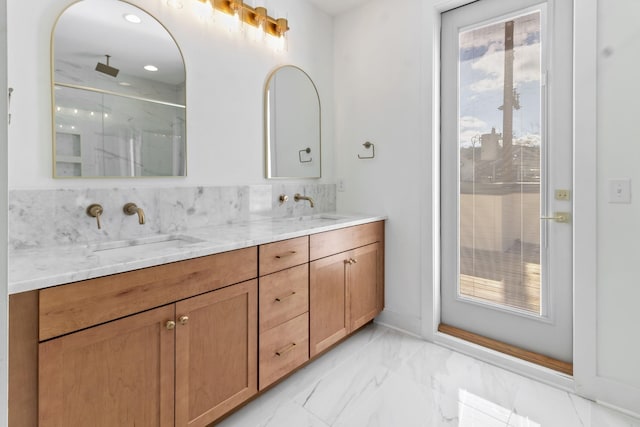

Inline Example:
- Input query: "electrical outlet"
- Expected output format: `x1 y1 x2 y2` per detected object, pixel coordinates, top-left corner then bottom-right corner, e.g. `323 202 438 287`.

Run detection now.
337 179 346 192
555 189 571 201
609 179 632 204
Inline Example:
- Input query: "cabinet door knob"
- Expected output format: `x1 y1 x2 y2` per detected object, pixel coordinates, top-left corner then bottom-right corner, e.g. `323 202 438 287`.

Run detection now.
165 320 176 330
351 258 358 264
179 315 189 325
344 259 352 265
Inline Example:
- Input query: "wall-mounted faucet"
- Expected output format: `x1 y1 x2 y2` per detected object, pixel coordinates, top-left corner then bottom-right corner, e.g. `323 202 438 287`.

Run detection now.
86 203 104 229
293 193 315 208
123 202 145 224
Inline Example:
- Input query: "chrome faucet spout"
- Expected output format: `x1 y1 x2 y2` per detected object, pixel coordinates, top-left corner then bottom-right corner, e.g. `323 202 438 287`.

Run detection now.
123 203 145 224
293 193 315 208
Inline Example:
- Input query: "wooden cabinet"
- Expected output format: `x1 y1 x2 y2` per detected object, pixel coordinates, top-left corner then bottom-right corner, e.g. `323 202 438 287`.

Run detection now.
309 222 384 357
37 248 258 427
39 305 176 427
10 221 384 426
258 237 310 390
176 280 257 427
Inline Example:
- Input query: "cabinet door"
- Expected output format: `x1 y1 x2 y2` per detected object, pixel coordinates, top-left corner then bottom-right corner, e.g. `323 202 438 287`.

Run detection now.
175 279 258 427
349 243 382 332
310 252 349 357
39 305 175 427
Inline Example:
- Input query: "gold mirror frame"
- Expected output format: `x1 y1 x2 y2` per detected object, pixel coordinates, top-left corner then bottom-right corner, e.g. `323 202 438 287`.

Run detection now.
264 65 321 179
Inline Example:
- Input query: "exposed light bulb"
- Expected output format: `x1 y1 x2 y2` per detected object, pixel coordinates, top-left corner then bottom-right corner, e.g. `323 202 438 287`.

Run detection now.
193 0 213 20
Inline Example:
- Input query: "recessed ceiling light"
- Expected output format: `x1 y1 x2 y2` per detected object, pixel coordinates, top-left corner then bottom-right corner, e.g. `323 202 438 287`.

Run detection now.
119 82 131 86
123 14 142 24
144 65 158 72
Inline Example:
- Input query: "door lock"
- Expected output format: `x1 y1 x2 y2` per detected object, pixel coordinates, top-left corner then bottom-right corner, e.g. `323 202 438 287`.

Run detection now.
540 212 571 224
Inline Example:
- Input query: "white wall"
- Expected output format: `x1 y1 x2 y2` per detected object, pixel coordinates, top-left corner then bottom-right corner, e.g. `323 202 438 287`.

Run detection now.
7 0 335 189
594 0 640 403
0 0 8 422
334 0 429 335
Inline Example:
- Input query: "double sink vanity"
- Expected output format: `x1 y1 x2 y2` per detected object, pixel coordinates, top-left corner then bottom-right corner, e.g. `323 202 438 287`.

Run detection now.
8 0 387 425
9 214 385 427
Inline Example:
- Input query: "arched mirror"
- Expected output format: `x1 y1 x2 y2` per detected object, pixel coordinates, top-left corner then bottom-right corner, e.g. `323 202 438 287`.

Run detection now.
265 65 321 179
52 0 186 178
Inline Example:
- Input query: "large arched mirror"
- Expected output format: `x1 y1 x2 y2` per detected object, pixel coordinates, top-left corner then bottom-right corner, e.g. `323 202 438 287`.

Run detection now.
52 0 186 178
265 65 321 179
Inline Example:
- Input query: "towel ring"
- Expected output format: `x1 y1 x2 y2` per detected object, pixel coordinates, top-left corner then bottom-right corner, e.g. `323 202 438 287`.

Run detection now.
299 147 312 163
358 141 375 159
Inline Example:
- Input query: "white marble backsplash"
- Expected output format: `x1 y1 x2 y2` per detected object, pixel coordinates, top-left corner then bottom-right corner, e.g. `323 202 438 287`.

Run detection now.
9 183 335 250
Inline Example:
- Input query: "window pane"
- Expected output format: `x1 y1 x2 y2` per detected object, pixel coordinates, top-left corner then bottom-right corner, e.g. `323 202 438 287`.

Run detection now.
458 11 542 314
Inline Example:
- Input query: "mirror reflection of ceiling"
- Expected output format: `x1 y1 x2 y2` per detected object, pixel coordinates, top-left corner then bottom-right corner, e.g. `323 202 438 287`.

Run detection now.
52 0 186 178
54 0 185 105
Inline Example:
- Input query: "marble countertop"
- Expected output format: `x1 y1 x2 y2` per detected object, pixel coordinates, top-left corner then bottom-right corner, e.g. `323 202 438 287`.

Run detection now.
9 213 386 295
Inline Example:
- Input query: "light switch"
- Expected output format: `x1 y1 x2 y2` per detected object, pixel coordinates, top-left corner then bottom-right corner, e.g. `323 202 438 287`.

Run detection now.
608 179 632 204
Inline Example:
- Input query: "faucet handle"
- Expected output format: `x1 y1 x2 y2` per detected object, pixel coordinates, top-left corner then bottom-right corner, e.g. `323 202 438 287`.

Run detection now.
86 204 104 229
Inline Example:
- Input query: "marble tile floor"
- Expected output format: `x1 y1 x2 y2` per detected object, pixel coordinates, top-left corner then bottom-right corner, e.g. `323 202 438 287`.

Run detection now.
216 324 640 427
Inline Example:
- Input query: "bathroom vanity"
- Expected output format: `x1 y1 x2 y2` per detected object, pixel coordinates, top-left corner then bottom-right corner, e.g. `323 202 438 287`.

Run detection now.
8 216 384 427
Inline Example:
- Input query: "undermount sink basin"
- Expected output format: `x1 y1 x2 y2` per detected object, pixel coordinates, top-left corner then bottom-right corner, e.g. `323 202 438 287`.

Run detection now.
89 234 205 255
276 214 351 223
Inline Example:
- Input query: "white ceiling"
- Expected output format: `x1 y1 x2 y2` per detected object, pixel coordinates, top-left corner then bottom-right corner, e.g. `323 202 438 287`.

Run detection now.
306 0 370 16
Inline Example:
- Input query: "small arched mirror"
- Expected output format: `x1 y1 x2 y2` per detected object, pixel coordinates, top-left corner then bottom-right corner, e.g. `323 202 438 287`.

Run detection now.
52 0 186 178
265 65 321 179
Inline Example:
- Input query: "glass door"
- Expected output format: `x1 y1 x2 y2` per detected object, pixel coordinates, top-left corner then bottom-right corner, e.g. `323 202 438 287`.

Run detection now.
440 0 573 365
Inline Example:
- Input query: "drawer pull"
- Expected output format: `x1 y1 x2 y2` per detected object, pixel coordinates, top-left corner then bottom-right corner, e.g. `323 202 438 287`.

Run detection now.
275 291 296 302
165 320 176 330
275 251 297 259
275 342 297 356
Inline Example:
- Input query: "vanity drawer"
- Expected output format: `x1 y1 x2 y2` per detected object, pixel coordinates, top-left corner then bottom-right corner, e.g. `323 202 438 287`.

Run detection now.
39 247 257 341
310 221 384 261
259 312 309 390
259 264 308 332
259 236 309 276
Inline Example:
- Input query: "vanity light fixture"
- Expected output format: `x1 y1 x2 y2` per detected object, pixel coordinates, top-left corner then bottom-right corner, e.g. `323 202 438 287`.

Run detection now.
210 0 289 39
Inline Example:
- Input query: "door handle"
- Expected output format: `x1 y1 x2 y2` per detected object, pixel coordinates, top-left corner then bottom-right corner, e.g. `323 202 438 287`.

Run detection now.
540 212 571 224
